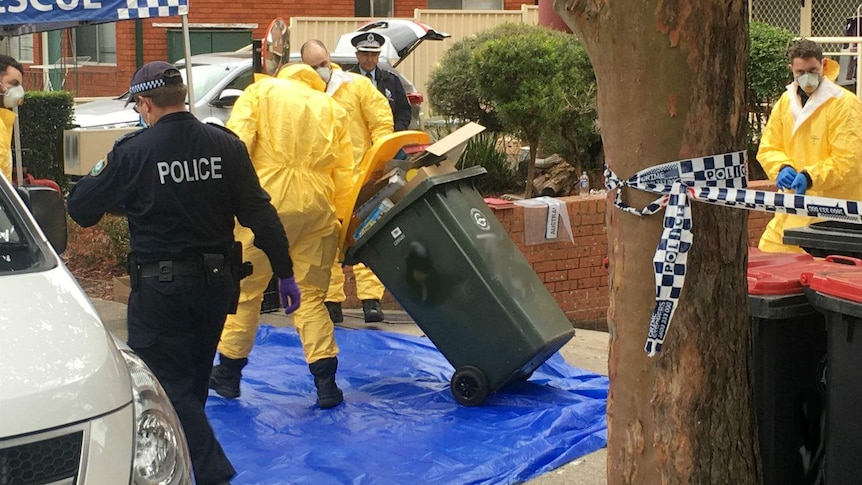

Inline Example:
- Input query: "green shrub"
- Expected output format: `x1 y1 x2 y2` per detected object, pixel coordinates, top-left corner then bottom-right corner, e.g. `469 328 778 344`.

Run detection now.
98 214 131 268
16 91 74 189
426 23 537 131
456 131 522 195
64 213 130 273
471 25 597 197
748 21 794 180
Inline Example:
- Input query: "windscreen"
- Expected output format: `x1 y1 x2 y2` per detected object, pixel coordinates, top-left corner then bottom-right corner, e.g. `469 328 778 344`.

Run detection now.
0 188 49 273
178 64 237 104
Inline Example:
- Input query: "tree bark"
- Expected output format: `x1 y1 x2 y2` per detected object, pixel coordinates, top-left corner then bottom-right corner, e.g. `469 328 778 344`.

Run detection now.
554 1 758 483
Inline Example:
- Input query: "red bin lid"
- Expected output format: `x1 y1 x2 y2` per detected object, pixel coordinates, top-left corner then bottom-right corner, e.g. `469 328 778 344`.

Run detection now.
748 255 862 296
747 247 814 269
808 271 862 303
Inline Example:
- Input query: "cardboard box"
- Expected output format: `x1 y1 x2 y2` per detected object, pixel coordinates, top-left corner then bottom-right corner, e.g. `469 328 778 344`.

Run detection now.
64 127 139 176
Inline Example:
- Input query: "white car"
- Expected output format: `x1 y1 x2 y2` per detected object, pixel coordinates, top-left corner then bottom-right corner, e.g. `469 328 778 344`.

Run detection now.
0 178 192 484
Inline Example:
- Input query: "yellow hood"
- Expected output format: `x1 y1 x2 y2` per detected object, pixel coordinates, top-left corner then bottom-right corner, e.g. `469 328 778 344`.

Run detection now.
824 58 840 82
277 64 326 92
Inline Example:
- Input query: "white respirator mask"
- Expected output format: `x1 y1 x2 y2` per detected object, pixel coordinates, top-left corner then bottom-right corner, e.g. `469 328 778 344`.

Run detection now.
2 85 24 109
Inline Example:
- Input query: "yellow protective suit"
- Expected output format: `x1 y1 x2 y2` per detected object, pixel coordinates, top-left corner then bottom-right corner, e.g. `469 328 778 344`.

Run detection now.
0 108 15 181
758 59 862 253
218 64 354 364
324 67 392 303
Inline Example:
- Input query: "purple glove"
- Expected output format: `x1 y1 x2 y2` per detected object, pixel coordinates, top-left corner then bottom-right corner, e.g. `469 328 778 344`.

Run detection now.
791 172 809 195
776 166 797 190
278 276 301 315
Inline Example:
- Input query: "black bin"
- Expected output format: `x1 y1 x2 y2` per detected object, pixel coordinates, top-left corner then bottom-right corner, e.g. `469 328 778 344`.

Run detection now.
783 221 862 259
747 253 827 485
806 270 862 483
345 166 575 406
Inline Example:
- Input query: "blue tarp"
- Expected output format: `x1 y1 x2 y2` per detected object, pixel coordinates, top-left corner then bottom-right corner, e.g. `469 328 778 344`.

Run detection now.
207 325 608 485
0 0 189 36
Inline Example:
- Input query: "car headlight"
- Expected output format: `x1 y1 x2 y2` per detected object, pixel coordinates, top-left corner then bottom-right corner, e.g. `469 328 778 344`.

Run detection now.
121 349 193 485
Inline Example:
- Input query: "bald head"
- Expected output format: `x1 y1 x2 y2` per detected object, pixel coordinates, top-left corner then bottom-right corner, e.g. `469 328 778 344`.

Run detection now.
300 40 330 70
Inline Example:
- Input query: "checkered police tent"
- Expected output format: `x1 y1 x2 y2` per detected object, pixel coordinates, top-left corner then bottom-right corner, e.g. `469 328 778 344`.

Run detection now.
0 0 195 183
0 0 189 37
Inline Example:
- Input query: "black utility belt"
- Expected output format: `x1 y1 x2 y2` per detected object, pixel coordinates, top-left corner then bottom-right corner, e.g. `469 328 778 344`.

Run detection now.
129 251 237 289
139 260 207 279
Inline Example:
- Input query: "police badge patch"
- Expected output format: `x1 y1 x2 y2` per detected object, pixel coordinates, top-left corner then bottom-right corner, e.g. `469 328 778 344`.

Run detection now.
91 158 107 176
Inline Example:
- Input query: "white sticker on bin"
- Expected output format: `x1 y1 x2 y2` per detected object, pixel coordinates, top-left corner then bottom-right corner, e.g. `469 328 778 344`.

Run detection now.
605 150 862 356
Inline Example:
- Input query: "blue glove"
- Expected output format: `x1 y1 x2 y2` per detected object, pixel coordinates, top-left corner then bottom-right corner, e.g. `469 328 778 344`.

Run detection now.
279 276 301 315
776 166 797 190
791 172 809 195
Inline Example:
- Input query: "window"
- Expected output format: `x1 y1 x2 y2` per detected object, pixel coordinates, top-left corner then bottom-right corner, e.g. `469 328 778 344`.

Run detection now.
355 0 394 17
428 0 502 8
0 35 34 62
74 23 116 64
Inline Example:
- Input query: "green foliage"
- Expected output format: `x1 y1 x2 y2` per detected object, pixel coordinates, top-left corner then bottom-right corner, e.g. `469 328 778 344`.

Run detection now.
16 91 75 189
543 30 600 173
748 21 794 115
470 25 597 196
426 23 537 131
65 213 130 273
97 214 131 270
455 131 522 195
748 22 794 179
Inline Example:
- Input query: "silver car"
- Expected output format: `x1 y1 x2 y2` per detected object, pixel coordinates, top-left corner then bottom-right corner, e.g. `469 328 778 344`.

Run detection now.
72 19 448 130
72 52 254 129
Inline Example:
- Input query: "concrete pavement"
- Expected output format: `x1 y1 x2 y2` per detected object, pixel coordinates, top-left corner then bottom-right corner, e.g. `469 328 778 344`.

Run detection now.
90 298 609 484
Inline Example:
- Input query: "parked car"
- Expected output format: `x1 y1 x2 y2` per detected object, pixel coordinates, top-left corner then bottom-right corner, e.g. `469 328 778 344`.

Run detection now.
72 19 448 130
72 51 254 129
0 179 192 483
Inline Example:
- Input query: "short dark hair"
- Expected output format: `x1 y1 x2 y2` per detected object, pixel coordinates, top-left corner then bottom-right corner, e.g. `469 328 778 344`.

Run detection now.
0 55 24 78
788 39 823 62
140 83 188 108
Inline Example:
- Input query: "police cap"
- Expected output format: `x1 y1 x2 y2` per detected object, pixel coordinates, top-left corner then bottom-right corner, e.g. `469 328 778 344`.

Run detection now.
351 32 386 53
125 61 184 106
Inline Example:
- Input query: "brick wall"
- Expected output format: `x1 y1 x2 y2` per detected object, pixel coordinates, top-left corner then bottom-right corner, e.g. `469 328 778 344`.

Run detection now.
342 179 777 331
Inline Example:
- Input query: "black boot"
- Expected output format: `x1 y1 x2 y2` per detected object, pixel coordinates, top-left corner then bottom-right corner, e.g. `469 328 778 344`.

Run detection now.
362 299 384 323
208 354 247 399
308 357 343 409
325 301 343 323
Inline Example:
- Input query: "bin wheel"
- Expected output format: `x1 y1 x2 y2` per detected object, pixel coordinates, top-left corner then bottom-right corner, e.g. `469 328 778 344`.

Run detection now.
513 370 534 382
450 366 489 406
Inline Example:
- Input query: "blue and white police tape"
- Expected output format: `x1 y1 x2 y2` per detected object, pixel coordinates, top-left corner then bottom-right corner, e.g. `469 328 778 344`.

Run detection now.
605 150 862 356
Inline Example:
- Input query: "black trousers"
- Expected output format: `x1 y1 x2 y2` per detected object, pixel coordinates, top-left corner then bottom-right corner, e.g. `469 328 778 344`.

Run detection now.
127 275 238 485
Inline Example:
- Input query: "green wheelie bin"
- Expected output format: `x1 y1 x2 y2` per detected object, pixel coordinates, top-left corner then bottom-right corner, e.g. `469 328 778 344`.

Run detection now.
344 165 576 406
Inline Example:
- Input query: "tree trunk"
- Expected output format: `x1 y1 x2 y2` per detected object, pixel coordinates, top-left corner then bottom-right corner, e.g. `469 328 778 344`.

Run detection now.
554 1 758 483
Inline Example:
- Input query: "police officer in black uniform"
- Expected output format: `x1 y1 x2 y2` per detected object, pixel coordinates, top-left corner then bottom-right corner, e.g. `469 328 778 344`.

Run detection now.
67 61 301 485
349 32 412 131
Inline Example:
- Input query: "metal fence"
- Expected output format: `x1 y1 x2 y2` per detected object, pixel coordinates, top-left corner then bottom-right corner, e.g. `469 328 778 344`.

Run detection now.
753 0 862 93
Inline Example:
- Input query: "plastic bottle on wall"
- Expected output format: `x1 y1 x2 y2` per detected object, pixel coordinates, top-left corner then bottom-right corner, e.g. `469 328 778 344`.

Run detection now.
579 171 589 197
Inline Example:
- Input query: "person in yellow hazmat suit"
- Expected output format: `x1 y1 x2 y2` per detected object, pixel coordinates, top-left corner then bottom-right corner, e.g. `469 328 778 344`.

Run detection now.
300 39 393 324
0 56 25 182
758 39 862 253
209 63 354 409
